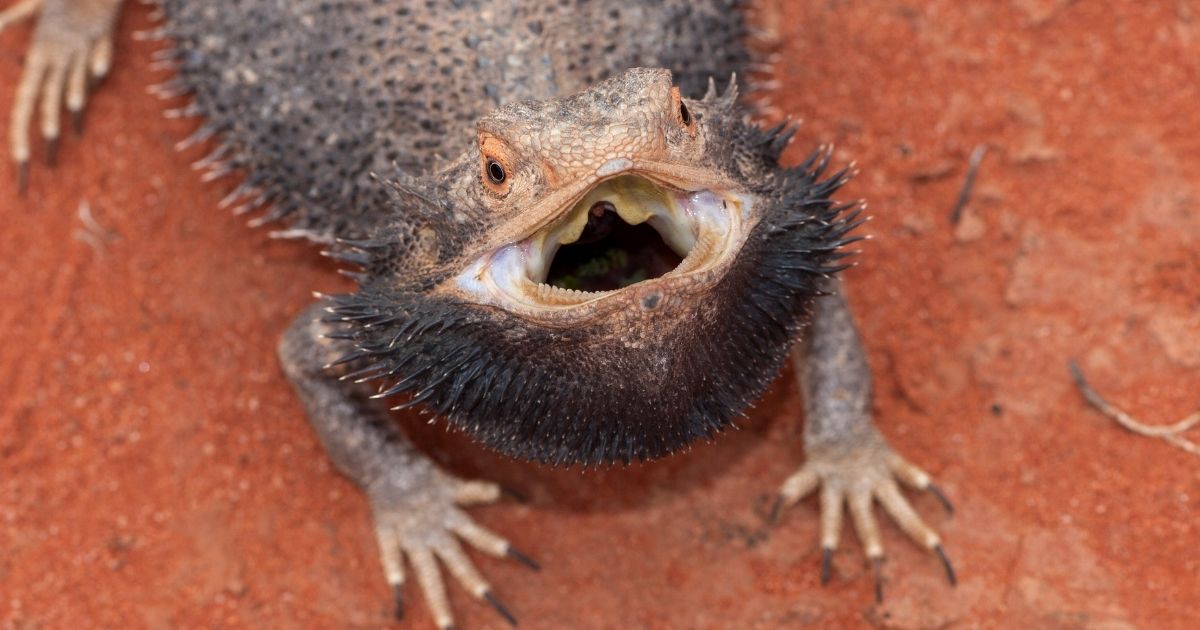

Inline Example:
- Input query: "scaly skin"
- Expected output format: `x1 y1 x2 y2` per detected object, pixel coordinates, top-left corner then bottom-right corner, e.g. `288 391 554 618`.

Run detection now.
2 1 959 626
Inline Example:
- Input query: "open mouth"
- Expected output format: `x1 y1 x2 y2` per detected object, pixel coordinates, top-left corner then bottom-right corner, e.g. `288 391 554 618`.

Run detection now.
455 174 751 314
543 183 687 292
544 215 681 292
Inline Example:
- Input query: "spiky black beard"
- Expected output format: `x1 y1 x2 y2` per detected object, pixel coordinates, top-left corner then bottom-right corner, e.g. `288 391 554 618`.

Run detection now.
327 153 861 466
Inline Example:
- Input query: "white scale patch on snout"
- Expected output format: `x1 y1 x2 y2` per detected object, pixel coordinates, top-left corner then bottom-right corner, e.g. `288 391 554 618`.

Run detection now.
596 158 633 177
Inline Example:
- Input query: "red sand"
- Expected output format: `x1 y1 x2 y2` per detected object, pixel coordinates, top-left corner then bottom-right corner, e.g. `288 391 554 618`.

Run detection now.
2 1 1198 628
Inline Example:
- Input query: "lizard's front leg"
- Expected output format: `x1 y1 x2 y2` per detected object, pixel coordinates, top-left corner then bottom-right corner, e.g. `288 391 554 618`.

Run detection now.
1 0 123 192
280 303 538 629
770 278 956 601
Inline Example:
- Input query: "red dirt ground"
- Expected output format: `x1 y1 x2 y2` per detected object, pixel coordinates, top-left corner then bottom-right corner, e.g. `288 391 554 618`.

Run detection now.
2 1 1199 628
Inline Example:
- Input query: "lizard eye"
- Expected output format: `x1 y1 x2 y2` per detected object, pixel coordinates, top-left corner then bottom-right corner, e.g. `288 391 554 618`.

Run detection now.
478 132 515 195
481 155 512 195
486 159 506 184
669 86 696 134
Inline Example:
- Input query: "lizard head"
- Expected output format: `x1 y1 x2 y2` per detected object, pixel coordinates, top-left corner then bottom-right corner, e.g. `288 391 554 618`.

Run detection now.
330 68 861 465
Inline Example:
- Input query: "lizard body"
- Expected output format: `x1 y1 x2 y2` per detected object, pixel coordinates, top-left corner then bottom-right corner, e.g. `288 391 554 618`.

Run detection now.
1 1 956 626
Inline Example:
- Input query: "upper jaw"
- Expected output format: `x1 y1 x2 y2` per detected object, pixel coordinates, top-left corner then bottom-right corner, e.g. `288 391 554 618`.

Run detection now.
469 159 740 255
450 164 755 321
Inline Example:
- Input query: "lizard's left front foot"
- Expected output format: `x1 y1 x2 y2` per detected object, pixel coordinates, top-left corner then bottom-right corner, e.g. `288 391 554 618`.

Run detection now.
769 433 956 601
1 0 123 193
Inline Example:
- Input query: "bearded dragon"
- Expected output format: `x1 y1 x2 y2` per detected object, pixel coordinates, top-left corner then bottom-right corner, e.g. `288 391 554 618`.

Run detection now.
2 0 957 626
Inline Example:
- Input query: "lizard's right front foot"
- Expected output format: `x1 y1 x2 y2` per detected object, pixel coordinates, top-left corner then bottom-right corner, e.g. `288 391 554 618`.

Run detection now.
368 460 538 629
1 0 123 193
769 433 956 601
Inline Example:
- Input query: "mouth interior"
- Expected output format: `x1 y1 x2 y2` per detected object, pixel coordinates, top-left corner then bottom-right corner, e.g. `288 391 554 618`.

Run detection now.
534 175 697 294
455 172 748 312
545 201 685 292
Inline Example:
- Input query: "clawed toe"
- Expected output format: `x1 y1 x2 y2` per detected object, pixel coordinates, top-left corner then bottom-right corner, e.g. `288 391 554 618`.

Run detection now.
934 544 957 586
391 583 406 620
870 556 884 602
391 526 532 628
17 160 30 195
926 483 955 516
0 0 44 29
483 591 517 626
772 441 956 599
819 547 833 585
505 545 541 571
3 0 122 193
371 476 537 628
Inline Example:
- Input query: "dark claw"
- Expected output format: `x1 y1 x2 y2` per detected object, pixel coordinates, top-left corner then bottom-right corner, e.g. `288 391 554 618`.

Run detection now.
499 484 527 503
483 590 518 627
872 557 885 603
819 547 833 585
766 494 784 525
926 483 954 516
391 584 405 620
506 545 541 572
934 544 957 587
46 136 59 167
439 625 455 630
71 109 84 136
18 160 29 196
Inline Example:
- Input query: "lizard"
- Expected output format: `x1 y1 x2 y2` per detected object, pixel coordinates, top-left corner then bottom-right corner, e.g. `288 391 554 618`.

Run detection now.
1 0 958 626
